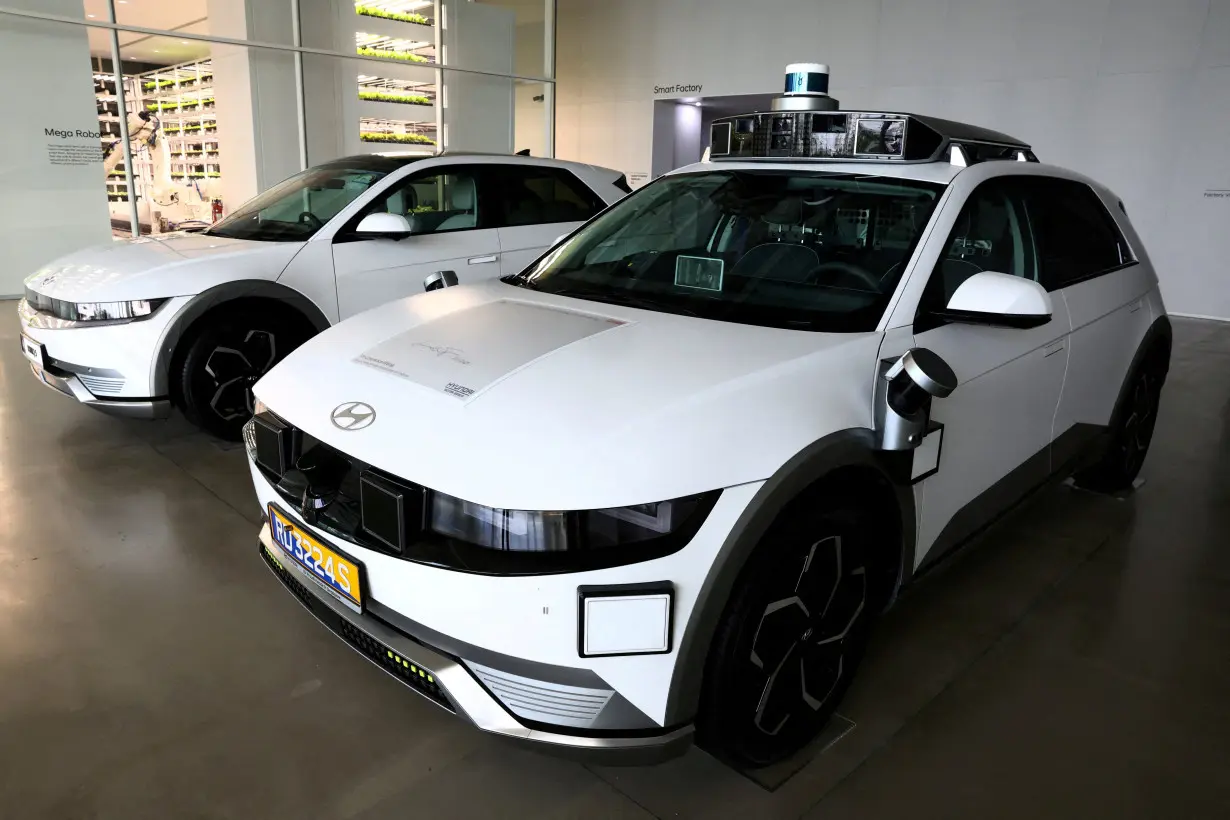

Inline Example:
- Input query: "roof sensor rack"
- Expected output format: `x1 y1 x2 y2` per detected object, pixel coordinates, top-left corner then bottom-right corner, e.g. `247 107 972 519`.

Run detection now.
709 64 1037 166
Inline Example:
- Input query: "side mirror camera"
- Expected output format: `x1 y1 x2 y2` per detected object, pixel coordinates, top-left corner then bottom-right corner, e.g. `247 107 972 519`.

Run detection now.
876 348 957 452
941 271 1052 328
355 212 412 240
423 270 459 292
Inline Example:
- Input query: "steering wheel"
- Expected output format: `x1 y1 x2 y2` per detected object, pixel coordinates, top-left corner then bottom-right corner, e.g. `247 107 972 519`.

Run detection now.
810 261 882 290
297 212 323 229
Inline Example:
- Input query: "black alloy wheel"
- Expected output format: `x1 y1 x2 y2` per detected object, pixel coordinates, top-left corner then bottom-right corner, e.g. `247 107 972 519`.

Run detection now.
699 503 874 769
178 310 309 440
1076 359 1164 492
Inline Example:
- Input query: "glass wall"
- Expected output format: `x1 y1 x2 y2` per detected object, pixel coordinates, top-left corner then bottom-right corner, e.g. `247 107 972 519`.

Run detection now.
0 0 555 296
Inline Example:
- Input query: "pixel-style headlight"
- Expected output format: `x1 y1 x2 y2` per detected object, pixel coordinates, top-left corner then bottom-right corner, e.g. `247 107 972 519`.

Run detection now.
74 299 166 322
428 492 718 553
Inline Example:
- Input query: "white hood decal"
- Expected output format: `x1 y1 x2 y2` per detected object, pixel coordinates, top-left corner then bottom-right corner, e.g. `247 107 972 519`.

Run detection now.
354 300 629 401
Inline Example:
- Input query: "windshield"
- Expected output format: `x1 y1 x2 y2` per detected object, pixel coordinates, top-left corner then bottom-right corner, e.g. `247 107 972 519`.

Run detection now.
207 157 417 242
505 169 945 332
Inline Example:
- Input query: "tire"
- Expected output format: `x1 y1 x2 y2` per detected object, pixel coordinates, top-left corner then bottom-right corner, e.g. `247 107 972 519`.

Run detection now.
177 308 311 440
1074 354 1165 493
697 500 876 769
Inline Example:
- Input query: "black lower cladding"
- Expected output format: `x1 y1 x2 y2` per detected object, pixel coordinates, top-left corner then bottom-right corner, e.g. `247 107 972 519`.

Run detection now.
260 543 453 711
254 422 719 576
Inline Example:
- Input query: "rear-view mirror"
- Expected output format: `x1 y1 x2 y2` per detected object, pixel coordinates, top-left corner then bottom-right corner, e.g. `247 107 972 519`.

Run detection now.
940 271 1052 329
355 212 412 240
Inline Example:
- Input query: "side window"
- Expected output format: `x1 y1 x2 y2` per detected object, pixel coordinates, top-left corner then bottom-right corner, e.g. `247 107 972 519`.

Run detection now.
362 168 482 234
492 167 605 228
918 179 1036 317
1019 178 1131 290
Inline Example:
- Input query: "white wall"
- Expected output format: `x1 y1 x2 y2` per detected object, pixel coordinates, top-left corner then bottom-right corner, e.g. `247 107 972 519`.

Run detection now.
0 3 111 295
556 0 1230 320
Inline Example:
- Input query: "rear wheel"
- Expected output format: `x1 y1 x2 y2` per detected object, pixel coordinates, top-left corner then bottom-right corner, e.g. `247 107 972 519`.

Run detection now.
698 502 875 769
1075 354 1166 492
177 308 311 440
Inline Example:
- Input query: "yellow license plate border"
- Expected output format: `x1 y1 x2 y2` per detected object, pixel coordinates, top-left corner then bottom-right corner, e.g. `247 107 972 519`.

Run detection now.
267 503 366 611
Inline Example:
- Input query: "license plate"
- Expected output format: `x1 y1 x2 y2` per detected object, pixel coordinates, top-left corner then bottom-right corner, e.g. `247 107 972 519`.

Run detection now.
19 333 43 366
268 505 364 611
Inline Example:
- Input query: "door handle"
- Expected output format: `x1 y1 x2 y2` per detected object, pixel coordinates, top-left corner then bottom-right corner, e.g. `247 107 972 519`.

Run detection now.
1044 341 1065 358
1129 299 1143 313
468 254 499 265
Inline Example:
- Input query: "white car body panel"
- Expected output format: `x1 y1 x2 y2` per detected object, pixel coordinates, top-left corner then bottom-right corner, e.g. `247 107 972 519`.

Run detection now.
24 234 304 301
254 279 881 511
332 228 502 317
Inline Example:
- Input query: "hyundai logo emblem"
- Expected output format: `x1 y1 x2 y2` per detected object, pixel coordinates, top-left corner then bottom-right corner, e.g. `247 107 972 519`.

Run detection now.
331 401 376 431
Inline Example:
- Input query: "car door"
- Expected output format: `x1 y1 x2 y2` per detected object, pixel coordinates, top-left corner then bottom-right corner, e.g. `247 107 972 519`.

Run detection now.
487 165 609 277
331 164 502 318
908 177 1072 563
1017 177 1154 468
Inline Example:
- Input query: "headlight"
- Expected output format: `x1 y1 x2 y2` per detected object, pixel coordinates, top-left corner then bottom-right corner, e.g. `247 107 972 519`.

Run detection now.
427 491 718 553
73 299 165 321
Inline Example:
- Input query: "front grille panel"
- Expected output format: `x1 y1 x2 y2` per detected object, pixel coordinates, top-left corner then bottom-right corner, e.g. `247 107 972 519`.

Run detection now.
469 661 612 728
261 542 453 712
78 374 126 396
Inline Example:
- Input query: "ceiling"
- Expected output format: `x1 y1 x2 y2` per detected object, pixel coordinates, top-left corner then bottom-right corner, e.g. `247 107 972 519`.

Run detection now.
82 0 211 65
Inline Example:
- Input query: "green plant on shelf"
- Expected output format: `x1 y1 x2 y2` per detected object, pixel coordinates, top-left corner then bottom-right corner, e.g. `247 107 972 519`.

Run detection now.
143 78 175 91
359 132 436 145
356 46 428 63
207 172 221 178
182 124 203 131
359 89 432 106
355 4 429 25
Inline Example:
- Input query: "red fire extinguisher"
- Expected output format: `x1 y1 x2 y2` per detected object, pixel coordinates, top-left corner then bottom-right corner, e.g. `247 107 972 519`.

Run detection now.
211 198 224 223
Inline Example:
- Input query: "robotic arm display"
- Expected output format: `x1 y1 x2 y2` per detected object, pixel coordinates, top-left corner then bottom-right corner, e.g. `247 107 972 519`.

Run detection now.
103 110 183 212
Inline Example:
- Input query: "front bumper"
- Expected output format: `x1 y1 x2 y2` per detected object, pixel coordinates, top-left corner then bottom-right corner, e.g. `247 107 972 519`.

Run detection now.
258 521 694 764
17 296 187 408
26 362 171 419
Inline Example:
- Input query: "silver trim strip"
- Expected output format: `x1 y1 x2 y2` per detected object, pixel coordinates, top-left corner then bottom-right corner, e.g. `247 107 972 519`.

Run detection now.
258 522 693 758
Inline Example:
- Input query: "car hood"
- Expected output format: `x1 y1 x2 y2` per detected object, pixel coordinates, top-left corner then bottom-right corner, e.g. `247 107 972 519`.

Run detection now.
23 233 304 302
255 280 882 510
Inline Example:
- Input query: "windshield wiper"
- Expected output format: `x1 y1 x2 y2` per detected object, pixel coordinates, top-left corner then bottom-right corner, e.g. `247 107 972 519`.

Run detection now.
546 287 698 317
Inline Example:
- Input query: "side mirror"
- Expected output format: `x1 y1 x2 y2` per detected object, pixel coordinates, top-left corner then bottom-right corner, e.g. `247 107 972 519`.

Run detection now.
355 212 412 240
941 271 1052 329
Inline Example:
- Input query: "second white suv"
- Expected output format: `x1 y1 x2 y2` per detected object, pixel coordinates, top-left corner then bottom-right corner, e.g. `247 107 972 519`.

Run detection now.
18 153 627 438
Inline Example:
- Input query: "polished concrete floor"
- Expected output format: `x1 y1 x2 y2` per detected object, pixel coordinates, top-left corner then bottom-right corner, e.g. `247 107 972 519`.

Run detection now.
2 305 1229 819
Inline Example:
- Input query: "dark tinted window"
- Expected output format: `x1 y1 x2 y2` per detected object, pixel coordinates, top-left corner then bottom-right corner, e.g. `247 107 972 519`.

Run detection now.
491 167 605 227
1019 177 1131 289
918 179 1036 316
504 170 945 332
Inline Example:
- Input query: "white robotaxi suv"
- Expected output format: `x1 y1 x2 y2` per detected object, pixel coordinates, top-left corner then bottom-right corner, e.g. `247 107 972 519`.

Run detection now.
17 153 627 438
245 95 1170 767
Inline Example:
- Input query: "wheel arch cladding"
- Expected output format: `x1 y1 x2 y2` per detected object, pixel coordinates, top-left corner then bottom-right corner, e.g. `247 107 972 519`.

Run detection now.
1108 315 1172 430
663 428 915 725
152 281 330 397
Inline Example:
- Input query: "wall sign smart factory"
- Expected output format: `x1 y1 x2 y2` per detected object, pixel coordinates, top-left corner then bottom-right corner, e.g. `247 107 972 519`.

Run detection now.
654 83 703 96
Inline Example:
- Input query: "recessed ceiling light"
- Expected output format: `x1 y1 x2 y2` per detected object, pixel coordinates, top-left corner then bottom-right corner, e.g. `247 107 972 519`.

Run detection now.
87 13 96 17
181 40 189 44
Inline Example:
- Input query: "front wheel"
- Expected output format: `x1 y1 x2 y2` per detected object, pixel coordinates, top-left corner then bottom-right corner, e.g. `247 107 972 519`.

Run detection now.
177 309 311 440
697 503 875 769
